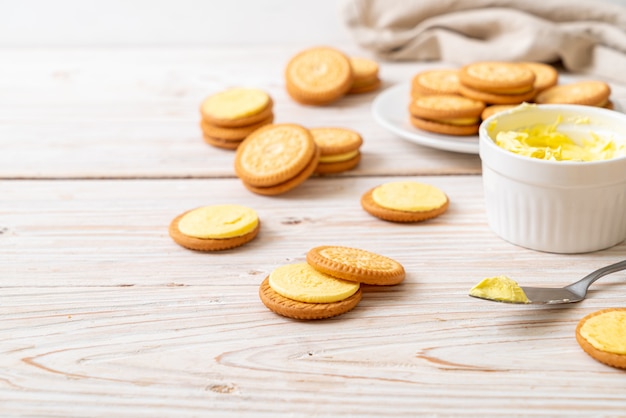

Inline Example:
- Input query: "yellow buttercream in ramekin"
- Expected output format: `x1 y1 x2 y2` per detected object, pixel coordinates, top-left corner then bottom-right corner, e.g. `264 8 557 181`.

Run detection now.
580 310 626 355
178 204 258 239
372 181 447 212
494 115 626 161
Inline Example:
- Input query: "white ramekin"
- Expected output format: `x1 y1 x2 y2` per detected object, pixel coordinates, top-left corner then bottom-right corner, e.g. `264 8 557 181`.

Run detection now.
479 104 626 254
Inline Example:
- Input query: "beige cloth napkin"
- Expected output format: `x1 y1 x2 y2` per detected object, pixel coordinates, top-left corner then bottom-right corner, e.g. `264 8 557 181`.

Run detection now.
341 0 626 84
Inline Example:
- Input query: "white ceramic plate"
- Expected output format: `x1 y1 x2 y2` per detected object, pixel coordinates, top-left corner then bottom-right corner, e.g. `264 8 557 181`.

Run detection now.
371 76 621 155
371 82 479 154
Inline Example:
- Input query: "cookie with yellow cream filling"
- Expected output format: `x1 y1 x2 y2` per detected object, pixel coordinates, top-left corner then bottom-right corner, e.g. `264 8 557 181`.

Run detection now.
347 57 381 94
259 263 362 320
200 88 273 128
411 69 460 97
459 62 535 94
361 181 449 223
310 127 363 174
169 204 260 251
576 308 626 369
409 94 484 136
307 245 405 286
285 47 353 105
535 80 611 107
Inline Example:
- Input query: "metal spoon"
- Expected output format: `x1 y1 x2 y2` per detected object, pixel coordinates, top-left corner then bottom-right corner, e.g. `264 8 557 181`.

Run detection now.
472 259 626 305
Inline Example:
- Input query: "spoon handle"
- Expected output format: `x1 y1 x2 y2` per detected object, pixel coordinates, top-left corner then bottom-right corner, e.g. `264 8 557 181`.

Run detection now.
565 259 626 297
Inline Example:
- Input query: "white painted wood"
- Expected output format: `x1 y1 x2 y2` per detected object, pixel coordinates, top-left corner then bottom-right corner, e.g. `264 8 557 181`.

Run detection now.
1 178 625 416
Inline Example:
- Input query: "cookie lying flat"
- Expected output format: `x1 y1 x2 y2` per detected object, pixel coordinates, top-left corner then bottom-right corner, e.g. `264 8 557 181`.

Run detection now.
169 204 260 251
411 69 460 97
285 46 353 105
306 245 405 286
459 61 535 94
408 94 484 136
348 57 381 94
576 308 626 369
361 181 449 223
310 127 363 175
200 87 273 128
259 263 362 320
234 123 319 194
535 81 611 107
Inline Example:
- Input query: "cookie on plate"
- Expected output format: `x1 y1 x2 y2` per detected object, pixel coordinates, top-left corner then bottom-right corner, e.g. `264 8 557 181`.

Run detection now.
310 127 363 174
348 57 381 94
361 181 449 223
409 94 485 136
234 123 319 195
285 46 353 105
306 245 405 286
458 62 536 105
169 204 260 251
259 263 362 320
535 80 611 107
411 69 460 98
519 62 559 94
576 308 626 369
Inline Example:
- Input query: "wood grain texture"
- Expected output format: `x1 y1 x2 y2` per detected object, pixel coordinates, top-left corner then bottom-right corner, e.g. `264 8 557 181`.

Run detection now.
1 178 626 416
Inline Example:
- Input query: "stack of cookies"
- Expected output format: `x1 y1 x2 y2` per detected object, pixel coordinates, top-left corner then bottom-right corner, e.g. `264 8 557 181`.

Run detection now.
285 47 381 105
311 127 363 174
234 123 320 195
259 245 405 320
200 87 274 150
347 57 381 94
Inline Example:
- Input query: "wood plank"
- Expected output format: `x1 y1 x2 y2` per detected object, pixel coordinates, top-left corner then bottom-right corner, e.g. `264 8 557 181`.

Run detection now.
1 177 625 416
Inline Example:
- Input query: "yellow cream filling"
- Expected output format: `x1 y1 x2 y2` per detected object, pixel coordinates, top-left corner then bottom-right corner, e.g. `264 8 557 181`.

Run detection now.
269 263 360 303
178 204 258 239
202 88 269 120
469 275 529 304
319 150 359 163
372 181 447 212
495 116 626 161
434 117 479 126
580 311 626 355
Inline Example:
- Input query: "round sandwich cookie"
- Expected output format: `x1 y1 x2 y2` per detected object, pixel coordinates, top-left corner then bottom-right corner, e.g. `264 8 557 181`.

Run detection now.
519 62 559 93
259 263 362 320
361 181 449 223
576 308 626 369
200 87 273 128
411 69 460 97
458 82 537 105
169 204 260 251
200 115 274 142
202 134 243 150
285 46 353 105
348 57 381 94
481 104 518 120
535 80 611 107
310 127 363 174
234 123 318 193
409 94 485 136
459 61 536 94
306 245 405 286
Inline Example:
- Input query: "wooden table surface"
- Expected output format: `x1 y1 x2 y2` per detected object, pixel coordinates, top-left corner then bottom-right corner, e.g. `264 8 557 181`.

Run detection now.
2 44 626 417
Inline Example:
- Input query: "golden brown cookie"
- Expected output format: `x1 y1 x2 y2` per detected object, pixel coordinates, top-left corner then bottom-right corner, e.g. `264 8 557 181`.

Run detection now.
459 62 535 94
234 123 317 187
409 116 479 136
202 134 242 150
310 127 363 174
169 205 260 251
240 145 320 195
576 308 626 369
520 62 559 93
458 83 536 105
200 114 274 141
481 104 518 120
285 46 353 105
361 181 449 223
534 81 611 107
306 245 405 286
411 69 461 96
259 277 362 320
408 94 484 136
200 88 273 128
348 78 382 94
